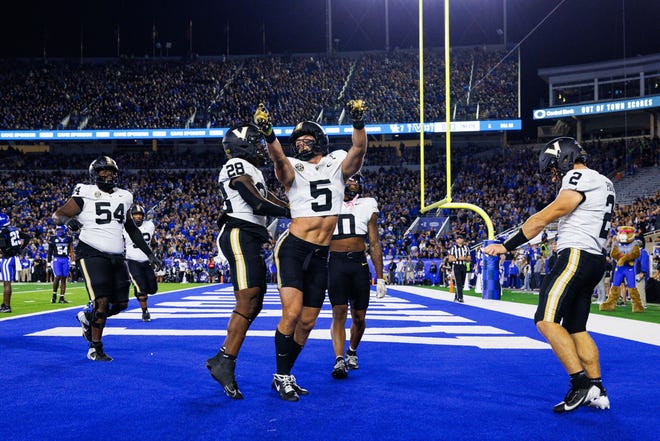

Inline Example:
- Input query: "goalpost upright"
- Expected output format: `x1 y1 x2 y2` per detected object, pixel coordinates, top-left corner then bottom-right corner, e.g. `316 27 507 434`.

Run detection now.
417 0 500 299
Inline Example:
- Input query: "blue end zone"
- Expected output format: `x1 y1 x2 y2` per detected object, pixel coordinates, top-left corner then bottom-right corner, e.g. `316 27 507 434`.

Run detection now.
0 284 657 441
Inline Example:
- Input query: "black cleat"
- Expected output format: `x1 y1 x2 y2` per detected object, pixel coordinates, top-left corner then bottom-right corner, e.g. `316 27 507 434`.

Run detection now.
58 297 69 304
332 357 348 379
553 385 600 413
208 356 244 400
142 310 151 322
271 374 299 402
206 347 225 371
77 310 92 342
87 342 112 361
0 304 12 313
51 294 57 304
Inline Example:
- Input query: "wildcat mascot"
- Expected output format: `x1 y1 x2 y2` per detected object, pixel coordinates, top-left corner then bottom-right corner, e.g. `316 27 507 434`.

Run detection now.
600 226 644 312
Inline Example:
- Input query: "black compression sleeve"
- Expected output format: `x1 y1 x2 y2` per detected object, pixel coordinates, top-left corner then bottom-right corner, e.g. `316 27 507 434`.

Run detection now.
234 180 290 217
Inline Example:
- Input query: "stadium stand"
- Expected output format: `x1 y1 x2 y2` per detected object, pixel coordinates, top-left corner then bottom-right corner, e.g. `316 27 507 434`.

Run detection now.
0 49 658 285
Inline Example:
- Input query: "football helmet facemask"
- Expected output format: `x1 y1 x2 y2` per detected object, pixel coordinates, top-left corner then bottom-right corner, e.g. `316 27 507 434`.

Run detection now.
289 121 328 161
89 156 119 192
131 204 146 227
539 137 587 177
344 173 363 201
222 123 267 166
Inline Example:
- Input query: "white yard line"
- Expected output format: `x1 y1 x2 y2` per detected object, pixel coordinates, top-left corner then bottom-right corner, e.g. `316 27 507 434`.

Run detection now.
397 285 660 347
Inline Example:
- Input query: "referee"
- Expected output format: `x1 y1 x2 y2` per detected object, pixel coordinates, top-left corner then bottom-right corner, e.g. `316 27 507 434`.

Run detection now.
448 234 471 302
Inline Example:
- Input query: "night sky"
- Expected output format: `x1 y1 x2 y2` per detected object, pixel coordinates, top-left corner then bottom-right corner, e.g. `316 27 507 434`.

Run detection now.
3 0 659 137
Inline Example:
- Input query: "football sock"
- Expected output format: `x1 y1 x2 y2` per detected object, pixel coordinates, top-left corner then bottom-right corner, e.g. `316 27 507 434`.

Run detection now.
569 370 590 389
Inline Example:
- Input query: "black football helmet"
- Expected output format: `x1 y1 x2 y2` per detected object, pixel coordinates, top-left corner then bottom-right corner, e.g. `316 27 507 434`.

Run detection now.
89 156 119 192
131 204 146 227
539 137 587 177
289 121 329 161
344 173 363 201
222 123 267 166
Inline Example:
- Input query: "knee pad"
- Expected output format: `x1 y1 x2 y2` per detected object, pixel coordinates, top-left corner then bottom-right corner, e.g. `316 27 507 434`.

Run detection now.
108 302 128 317
91 310 107 328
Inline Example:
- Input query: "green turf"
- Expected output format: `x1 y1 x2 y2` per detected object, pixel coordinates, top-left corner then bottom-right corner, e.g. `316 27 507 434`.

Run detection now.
457 286 660 324
3 282 658 324
4 282 190 315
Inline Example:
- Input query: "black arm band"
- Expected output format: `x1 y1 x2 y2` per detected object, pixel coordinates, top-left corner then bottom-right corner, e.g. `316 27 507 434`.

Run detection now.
503 229 529 252
352 121 365 130
265 131 277 143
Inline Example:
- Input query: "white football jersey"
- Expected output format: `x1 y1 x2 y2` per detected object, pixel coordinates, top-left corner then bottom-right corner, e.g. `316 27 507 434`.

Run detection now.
218 158 268 226
556 168 615 255
287 149 347 217
72 184 134 254
333 197 379 239
123 220 156 262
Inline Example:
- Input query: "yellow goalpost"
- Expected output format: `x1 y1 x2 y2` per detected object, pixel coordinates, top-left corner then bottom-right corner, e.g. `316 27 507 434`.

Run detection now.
417 0 495 241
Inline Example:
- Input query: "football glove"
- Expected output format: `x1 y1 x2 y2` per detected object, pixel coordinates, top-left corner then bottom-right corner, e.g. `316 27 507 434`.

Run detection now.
254 103 274 137
347 99 367 129
376 278 387 299
64 218 82 232
148 254 163 272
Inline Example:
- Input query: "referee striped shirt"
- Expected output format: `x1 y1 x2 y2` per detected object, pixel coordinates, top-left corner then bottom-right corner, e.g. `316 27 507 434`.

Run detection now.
448 244 470 267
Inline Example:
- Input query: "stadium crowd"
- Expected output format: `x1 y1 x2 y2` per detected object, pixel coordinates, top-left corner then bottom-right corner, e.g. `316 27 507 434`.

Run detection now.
1 46 658 286
1 135 657 285
0 47 517 131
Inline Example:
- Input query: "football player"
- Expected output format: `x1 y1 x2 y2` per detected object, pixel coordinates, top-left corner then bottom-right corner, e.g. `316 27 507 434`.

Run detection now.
205 123 290 400
254 100 367 401
52 156 161 361
47 225 73 304
0 213 30 313
484 137 614 413
123 204 157 322
327 174 386 379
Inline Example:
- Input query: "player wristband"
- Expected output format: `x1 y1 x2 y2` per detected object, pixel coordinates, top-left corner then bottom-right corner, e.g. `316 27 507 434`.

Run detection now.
352 121 365 130
265 130 277 143
503 229 529 252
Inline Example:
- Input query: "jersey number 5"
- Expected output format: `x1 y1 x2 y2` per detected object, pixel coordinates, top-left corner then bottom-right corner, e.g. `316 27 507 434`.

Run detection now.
310 179 332 212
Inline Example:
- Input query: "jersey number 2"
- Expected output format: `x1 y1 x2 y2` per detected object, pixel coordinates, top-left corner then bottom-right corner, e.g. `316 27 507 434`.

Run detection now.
599 194 615 239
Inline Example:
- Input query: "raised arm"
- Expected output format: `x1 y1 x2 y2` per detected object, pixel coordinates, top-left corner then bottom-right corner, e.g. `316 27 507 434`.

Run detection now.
254 103 295 190
342 99 368 180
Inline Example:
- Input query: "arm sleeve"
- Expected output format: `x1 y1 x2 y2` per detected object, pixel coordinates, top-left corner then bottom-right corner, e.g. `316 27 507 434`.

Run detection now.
124 216 154 258
233 179 290 217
